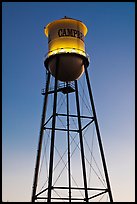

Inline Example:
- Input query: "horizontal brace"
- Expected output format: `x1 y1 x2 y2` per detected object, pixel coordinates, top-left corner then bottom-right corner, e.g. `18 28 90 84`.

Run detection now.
53 186 107 191
36 196 84 200
34 186 107 200
56 113 94 119
43 127 78 132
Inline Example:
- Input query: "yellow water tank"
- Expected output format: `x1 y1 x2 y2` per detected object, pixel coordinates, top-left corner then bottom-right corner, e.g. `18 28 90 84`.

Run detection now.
44 16 89 82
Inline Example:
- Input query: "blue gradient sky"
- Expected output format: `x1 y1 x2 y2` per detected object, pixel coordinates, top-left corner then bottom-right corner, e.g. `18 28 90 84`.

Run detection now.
2 2 135 202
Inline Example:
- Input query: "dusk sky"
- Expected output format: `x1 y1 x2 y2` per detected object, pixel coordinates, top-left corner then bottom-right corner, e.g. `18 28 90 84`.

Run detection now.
2 2 135 202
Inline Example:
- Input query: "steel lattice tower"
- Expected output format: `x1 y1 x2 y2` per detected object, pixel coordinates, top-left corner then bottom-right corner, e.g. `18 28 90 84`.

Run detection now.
31 17 113 202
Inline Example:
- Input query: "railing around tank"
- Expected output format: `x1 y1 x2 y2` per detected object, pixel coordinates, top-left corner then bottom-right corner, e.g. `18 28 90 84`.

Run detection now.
41 81 75 95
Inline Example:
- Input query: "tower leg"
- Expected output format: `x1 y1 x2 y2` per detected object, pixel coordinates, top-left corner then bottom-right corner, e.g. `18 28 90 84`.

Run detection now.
84 67 113 202
47 57 59 202
31 71 51 202
74 80 89 202
66 82 71 202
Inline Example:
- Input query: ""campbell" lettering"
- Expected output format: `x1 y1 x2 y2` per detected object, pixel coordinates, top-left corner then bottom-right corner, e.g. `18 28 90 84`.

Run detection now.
58 28 84 42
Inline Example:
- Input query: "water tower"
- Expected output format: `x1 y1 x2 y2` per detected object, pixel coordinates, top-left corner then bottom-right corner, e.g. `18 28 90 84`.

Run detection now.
31 17 113 202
